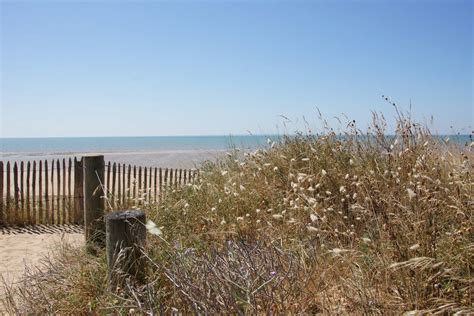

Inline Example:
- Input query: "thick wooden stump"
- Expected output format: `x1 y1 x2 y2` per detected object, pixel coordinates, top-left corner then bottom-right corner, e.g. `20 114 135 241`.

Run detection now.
106 210 146 291
83 155 105 247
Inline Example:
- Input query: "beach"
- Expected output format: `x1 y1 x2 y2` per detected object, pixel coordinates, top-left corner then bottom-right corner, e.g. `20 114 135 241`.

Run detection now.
1 149 227 169
0 135 273 168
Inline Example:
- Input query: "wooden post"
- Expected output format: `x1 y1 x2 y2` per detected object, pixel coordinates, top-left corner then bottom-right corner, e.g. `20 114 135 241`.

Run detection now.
83 155 105 247
105 209 146 291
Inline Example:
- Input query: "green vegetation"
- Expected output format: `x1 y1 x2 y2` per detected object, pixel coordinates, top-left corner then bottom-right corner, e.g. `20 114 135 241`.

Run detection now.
3 111 473 314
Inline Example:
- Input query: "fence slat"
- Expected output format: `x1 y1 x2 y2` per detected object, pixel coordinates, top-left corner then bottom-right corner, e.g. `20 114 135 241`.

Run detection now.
60 159 65 223
112 162 117 209
33 161 37 223
143 167 147 203
20 161 25 222
50 160 55 224
73 157 79 223
122 165 126 205
6 162 11 222
57 159 61 224
133 166 137 202
127 165 131 205
126 164 130 206
175 169 179 189
26 162 31 223
149 167 153 203
176 169 180 189
38 160 48 224
138 167 142 203
117 164 121 207
154 167 158 202
106 161 111 196
164 168 169 200
169 168 173 192
122 164 126 206
0 161 3 224
67 158 72 224
13 162 19 222
172 168 176 189
159 168 163 202
74 157 84 224
45 161 49 223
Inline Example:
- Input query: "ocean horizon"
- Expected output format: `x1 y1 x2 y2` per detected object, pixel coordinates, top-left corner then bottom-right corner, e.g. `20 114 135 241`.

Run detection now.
0 135 278 155
0 135 280 168
1 134 470 154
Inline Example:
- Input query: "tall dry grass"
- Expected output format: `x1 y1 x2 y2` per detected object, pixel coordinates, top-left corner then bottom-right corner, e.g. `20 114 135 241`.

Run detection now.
3 108 473 314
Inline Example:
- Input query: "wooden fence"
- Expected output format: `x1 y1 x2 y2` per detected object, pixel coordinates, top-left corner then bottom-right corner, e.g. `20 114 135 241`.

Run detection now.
0 158 197 226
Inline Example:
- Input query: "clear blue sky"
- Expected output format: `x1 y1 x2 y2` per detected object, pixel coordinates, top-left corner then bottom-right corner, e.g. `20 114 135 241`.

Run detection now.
1 0 472 137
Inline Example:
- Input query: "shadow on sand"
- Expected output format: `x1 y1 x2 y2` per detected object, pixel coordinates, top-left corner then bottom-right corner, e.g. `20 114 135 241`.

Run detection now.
0 224 84 235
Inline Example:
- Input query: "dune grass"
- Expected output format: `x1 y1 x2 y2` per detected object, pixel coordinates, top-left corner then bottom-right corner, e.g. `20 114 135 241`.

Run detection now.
3 110 473 314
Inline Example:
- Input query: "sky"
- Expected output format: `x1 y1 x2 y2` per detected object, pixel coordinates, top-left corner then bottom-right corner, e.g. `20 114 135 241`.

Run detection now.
0 0 472 137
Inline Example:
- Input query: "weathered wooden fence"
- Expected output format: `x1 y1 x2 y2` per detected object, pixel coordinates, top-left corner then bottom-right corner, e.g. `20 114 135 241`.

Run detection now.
0 158 197 226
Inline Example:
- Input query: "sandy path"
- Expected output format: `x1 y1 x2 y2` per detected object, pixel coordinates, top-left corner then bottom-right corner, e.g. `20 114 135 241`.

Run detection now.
0 225 84 311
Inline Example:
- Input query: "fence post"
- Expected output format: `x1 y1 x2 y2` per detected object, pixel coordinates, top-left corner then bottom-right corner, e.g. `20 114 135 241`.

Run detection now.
105 209 146 292
83 155 105 247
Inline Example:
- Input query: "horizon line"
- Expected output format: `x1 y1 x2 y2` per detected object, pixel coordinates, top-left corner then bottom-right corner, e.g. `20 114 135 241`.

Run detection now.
0 133 471 140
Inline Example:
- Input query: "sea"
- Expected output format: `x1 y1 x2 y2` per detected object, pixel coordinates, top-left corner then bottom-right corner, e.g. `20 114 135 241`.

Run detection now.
0 136 277 168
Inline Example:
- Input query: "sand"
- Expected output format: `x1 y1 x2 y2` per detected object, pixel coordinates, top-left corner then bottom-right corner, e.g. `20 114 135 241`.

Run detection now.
0 225 84 311
1 149 227 169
